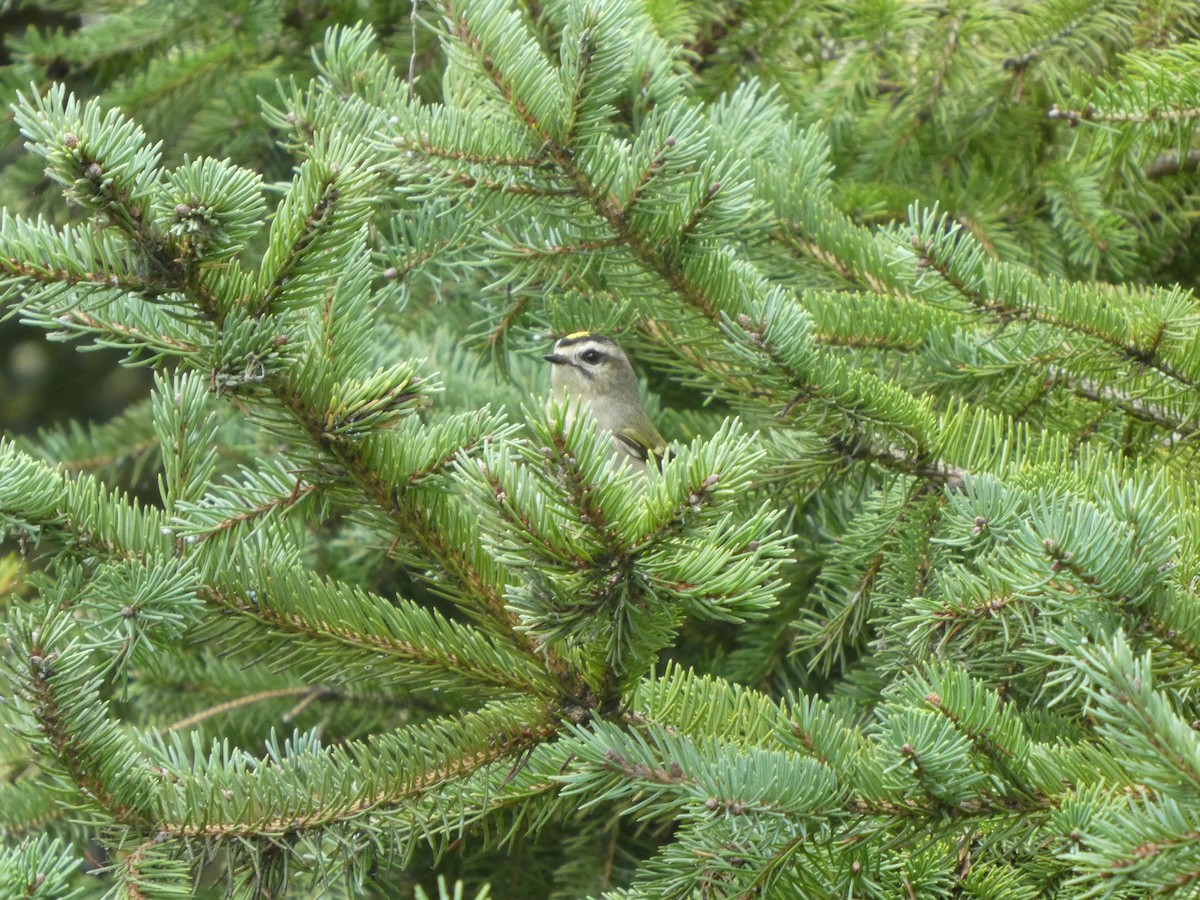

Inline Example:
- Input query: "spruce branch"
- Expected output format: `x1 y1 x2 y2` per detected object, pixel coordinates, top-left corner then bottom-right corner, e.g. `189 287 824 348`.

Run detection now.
439 0 947 483
3 86 559 665
1145 149 1200 179
0 835 86 900
13 457 440 732
907 207 1200 394
1048 102 1200 127
798 482 945 675
1074 634 1200 797
13 607 562 860
0 776 71 839
1000 0 1137 79
181 480 319 543
1046 364 1199 438
466 408 786 707
195 571 555 697
151 701 560 841
155 685 331 736
13 612 162 832
4 6 1200 895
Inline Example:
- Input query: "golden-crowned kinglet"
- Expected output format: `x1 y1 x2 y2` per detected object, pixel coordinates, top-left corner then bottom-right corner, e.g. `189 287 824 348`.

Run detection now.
544 332 670 472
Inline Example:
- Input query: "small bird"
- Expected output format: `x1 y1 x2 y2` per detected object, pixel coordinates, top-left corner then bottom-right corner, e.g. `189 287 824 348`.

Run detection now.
544 332 670 472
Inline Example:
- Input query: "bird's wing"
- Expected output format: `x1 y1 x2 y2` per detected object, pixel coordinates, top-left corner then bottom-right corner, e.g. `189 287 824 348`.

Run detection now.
613 430 674 469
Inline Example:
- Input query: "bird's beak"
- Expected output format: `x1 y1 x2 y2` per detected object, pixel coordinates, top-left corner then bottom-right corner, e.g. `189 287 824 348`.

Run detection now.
544 353 567 365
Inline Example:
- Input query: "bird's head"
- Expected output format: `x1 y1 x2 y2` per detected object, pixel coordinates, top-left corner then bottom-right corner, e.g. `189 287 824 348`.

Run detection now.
544 332 639 404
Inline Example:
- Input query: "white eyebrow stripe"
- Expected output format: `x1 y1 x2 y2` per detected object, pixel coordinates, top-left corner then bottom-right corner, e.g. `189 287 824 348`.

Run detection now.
555 332 615 348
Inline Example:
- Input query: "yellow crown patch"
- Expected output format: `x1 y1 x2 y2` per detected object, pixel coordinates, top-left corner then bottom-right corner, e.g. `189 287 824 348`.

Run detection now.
563 330 592 340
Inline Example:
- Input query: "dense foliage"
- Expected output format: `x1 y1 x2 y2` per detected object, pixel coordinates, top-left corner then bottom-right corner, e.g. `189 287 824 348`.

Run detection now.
2 1 1200 896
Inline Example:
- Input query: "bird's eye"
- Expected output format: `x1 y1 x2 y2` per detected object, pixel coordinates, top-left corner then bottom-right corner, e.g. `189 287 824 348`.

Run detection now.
581 349 601 364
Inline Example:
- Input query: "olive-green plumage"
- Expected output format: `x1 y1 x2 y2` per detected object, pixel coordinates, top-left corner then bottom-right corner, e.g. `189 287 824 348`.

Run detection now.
544 332 668 473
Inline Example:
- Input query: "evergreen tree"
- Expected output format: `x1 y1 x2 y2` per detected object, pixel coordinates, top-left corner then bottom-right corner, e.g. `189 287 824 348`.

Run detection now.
0 0 438 432
2 1 1200 896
